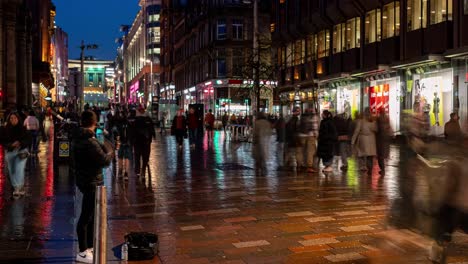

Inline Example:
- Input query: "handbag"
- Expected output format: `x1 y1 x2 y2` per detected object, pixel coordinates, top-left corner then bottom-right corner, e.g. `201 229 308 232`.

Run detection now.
17 151 30 160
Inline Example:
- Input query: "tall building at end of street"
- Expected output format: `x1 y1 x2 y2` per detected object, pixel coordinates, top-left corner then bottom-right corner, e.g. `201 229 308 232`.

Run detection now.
123 0 161 108
160 0 274 118
272 0 468 135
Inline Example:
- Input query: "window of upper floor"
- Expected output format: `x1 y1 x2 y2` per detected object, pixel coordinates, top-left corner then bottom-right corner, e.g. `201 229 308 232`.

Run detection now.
465 0 468 15
148 14 160 23
333 23 345 54
306 34 317 62
430 0 453 24
232 19 244 40
365 9 381 44
346 17 361 50
407 0 427 31
382 1 400 39
217 19 227 40
317 30 330 58
148 28 161 43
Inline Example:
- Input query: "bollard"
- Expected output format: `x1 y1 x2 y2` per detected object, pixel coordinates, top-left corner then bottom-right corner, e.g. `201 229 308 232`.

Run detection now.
93 186 107 264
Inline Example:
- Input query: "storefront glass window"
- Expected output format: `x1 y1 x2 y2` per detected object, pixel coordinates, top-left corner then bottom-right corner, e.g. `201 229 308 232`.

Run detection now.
294 40 302 65
345 17 360 50
336 83 361 117
430 0 453 24
317 30 330 58
465 0 468 15
365 9 381 44
368 76 401 133
407 0 427 31
318 88 337 113
412 68 453 135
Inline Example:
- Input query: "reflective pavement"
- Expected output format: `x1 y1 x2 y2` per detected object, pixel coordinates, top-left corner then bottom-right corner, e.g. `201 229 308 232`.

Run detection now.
0 131 467 263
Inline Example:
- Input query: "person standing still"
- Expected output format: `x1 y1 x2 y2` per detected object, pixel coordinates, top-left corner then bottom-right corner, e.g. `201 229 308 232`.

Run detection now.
275 114 286 170
204 109 215 141
317 110 338 172
133 107 156 176
253 112 272 171
24 110 40 154
72 111 113 264
171 110 187 149
376 111 393 175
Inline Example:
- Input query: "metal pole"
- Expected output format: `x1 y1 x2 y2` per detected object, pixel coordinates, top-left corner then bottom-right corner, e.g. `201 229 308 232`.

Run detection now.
93 186 107 264
80 40 85 112
150 60 153 101
252 0 259 114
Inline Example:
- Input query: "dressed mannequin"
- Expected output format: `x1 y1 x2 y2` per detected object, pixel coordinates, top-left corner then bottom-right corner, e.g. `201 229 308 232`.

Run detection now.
343 100 351 117
433 92 440 126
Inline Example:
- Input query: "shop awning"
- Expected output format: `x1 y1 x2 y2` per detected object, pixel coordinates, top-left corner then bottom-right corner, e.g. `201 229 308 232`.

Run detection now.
350 65 391 77
444 47 468 58
391 55 446 69
318 73 350 84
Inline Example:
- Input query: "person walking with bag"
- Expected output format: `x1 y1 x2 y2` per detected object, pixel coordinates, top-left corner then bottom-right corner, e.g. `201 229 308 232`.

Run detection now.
334 112 353 171
1 112 31 198
24 110 40 154
352 108 377 173
72 111 114 264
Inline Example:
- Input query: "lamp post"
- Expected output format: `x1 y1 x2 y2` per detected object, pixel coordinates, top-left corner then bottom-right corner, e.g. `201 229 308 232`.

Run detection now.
243 0 259 114
80 41 98 111
140 58 153 104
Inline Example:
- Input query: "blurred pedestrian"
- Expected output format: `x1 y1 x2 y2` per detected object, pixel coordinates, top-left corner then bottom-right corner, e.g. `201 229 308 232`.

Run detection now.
132 107 155 176
222 111 229 131
444 112 463 144
297 108 319 173
43 107 53 141
171 109 187 149
160 111 168 134
24 110 40 154
1 112 31 198
115 111 131 180
204 109 215 141
352 108 377 173
253 112 272 171
334 112 352 171
317 110 338 172
72 111 113 264
187 107 199 148
275 114 286 170
376 110 393 175
284 107 301 170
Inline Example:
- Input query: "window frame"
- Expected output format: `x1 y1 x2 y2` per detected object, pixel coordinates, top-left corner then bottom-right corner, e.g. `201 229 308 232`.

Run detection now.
429 0 453 25
317 30 330 58
365 9 381 44
232 19 244 40
217 19 227 40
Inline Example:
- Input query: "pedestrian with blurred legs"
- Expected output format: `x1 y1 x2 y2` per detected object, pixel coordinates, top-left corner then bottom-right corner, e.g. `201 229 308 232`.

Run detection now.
284 107 301 170
376 110 393 175
222 111 229 131
24 110 40 154
334 112 353 171
297 108 320 173
275 114 286 170
253 112 272 172
171 109 187 149
352 108 377 173
204 109 215 141
115 111 131 180
317 110 338 172
72 111 113 264
187 107 199 149
444 112 464 145
1 112 31 198
132 107 156 176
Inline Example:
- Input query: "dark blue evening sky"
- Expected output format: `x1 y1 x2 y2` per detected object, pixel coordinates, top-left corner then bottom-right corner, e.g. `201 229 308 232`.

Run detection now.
54 0 140 61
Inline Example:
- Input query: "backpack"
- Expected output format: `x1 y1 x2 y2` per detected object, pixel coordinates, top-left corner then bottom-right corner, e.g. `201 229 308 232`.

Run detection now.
125 232 159 261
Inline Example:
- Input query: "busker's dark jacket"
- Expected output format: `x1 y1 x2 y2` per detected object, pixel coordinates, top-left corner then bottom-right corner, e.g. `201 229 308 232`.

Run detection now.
71 127 113 193
0 123 31 151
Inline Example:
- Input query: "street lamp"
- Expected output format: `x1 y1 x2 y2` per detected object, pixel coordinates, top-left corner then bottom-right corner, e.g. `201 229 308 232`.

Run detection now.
140 58 153 103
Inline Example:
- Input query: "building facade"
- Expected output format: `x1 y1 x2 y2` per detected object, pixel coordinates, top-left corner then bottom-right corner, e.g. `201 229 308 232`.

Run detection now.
123 0 161 107
52 27 69 103
69 59 114 107
272 0 468 135
160 0 273 118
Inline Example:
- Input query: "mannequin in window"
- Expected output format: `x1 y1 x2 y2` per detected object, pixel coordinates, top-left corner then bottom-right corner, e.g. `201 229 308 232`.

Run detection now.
343 100 351 118
433 92 440 126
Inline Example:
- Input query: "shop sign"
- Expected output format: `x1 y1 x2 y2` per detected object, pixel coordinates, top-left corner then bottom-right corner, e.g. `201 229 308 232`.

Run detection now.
59 141 70 157
369 84 389 115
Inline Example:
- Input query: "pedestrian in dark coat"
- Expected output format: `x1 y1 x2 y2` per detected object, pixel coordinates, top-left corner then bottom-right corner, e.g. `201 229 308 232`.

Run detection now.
172 109 187 149
71 111 113 263
317 110 338 172
133 107 156 176
376 111 393 175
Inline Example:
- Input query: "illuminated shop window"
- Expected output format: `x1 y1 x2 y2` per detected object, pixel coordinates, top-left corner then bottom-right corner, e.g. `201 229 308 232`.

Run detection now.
383 2 400 39
345 17 360 50
430 0 453 24
317 30 330 58
148 14 160 23
286 42 293 67
365 9 381 44
407 0 427 31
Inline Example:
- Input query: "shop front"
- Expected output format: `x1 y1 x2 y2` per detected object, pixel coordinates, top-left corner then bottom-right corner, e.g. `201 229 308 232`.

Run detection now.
411 67 453 135
451 56 468 132
336 82 361 117
364 75 401 133
279 88 317 116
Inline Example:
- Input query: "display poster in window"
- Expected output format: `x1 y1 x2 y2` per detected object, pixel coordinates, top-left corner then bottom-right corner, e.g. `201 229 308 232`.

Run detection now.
369 84 389 115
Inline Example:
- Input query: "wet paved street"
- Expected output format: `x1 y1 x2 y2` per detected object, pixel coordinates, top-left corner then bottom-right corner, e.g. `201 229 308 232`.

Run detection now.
0 130 467 263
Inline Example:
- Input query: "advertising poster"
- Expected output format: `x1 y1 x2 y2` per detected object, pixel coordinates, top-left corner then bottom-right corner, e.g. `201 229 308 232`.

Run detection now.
369 85 389 115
